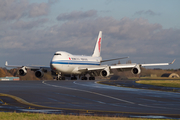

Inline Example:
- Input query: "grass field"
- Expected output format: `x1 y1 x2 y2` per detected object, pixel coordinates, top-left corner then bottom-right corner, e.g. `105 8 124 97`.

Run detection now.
136 80 180 88
0 112 174 120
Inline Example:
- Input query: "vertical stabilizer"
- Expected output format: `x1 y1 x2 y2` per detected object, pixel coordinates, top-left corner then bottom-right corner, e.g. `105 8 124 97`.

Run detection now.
92 31 102 57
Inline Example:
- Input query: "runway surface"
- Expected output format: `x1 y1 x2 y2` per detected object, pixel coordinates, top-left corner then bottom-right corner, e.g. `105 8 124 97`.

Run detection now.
0 80 180 116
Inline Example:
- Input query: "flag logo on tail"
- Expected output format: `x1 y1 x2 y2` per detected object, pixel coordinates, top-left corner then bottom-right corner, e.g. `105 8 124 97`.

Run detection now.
98 38 101 52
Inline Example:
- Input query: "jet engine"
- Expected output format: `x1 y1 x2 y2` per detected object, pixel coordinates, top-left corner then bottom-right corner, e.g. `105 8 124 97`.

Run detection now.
18 67 27 76
35 70 44 78
131 65 141 75
100 67 110 77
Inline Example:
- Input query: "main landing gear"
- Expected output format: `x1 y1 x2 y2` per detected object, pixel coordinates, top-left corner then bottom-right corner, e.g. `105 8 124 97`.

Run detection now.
81 76 87 80
81 76 95 80
89 77 95 80
52 71 95 80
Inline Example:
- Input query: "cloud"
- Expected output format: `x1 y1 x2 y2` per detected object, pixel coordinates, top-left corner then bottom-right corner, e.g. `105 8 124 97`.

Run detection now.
0 6 179 68
0 0 28 20
56 10 97 21
28 3 49 17
135 10 161 16
1 16 179 57
0 0 50 21
11 19 48 30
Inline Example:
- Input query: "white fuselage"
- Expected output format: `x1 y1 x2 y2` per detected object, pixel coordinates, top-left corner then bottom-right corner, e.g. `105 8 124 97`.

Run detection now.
50 51 102 74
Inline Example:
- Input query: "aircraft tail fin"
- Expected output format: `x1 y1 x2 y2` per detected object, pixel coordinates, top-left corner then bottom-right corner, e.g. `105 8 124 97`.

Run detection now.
92 31 102 57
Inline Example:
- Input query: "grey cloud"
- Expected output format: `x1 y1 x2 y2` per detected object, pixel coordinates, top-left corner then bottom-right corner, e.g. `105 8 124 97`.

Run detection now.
28 3 49 17
55 17 162 42
0 16 179 68
1 16 179 55
135 10 161 16
56 10 97 21
11 19 49 30
0 0 50 20
50 17 179 63
145 10 161 16
0 0 28 20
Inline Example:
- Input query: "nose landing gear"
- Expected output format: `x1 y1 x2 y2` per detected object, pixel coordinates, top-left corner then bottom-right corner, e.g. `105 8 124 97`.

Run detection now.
71 76 77 80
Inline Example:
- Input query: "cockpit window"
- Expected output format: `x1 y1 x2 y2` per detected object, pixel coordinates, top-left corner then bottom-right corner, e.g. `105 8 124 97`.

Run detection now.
54 53 61 55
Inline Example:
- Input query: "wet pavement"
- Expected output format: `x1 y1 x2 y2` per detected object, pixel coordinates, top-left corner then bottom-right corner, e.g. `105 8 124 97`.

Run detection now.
0 80 180 119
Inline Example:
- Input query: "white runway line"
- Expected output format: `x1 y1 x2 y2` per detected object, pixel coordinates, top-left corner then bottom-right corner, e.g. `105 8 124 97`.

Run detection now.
73 81 180 111
42 81 135 104
42 81 180 110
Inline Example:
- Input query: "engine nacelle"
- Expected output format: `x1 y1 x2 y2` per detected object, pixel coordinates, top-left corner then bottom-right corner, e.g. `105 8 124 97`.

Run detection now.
100 67 110 77
18 67 27 76
131 65 141 75
35 70 44 78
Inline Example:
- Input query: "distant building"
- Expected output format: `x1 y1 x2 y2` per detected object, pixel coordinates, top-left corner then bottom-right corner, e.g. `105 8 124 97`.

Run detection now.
150 74 157 77
161 73 179 78
0 76 20 81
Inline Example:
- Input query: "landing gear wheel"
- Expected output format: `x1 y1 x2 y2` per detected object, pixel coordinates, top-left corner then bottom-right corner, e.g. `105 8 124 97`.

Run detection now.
57 76 65 80
89 77 95 80
61 77 65 80
81 77 87 80
71 76 77 80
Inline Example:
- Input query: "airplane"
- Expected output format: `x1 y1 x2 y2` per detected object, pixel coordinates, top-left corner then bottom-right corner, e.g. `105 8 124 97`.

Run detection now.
5 31 175 80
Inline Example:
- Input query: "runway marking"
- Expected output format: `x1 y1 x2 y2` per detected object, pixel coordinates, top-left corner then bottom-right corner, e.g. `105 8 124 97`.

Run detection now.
42 81 135 104
56 93 106 104
43 81 180 111
73 81 180 111
74 81 117 89
138 104 180 110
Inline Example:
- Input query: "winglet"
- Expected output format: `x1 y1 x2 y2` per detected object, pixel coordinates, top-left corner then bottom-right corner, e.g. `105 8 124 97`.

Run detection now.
5 61 8 66
170 59 176 64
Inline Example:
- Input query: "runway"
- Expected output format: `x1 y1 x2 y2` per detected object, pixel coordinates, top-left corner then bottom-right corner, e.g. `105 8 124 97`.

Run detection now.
0 80 180 117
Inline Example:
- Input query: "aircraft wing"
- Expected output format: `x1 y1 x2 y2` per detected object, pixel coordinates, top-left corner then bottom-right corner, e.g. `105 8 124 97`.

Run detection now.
101 57 129 62
78 59 175 72
110 59 175 69
5 61 50 70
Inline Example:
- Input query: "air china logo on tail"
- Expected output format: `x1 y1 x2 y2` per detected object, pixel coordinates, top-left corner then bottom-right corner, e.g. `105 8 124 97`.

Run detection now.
98 38 101 52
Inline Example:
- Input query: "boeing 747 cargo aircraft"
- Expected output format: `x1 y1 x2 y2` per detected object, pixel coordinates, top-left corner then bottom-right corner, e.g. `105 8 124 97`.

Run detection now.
5 31 175 80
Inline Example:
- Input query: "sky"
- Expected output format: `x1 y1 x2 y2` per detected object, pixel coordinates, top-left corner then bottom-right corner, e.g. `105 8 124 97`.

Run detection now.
0 0 180 69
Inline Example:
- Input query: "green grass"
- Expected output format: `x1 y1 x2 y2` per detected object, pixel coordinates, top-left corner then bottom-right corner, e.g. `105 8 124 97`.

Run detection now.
136 80 180 88
0 112 173 120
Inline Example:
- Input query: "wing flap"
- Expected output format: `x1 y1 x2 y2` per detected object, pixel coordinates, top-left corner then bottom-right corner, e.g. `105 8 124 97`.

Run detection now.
101 57 129 63
78 65 107 71
110 64 137 69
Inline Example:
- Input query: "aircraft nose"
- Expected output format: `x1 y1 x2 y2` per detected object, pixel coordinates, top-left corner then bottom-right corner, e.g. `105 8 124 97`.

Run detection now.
50 61 56 70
